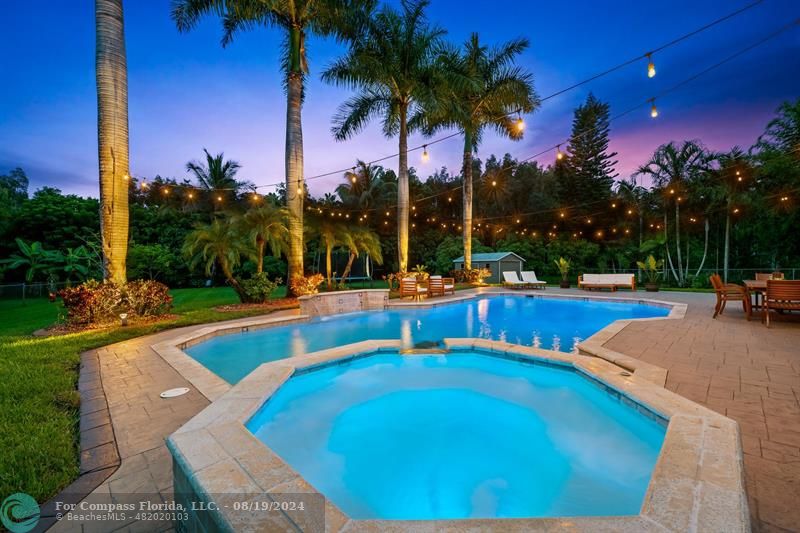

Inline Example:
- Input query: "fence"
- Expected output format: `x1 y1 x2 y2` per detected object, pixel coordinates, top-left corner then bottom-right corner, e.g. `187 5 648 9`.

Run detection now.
0 282 71 300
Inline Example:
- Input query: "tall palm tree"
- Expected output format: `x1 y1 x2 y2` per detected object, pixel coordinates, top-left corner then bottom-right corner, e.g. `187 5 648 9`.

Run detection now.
173 0 373 294
425 33 537 270
336 160 396 210
635 141 712 286
322 0 444 273
96 0 130 285
237 204 289 274
339 225 383 283
183 218 248 300
185 148 243 193
717 148 750 282
306 214 355 289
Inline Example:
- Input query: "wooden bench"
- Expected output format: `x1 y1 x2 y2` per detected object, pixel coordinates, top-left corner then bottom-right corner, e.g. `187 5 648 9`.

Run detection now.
578 273 636 291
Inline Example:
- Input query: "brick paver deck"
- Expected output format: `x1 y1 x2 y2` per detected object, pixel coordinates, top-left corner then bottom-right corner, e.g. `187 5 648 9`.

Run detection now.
54 291 799 532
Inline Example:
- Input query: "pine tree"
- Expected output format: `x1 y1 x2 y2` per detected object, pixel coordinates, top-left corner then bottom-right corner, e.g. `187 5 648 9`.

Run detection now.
560 93 618 209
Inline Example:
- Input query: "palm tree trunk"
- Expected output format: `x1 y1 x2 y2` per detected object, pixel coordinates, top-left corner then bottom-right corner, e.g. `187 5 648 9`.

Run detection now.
340 253 357 283
96 0 130 285
220 261 247 302
285 65 305 294
397 104 409 273
255 235 265 274
325 244 333 290
695 218 710 278
674 200 683 285
637 210 643 283
664 212 679 283
462 132 473 271
723 201 731 283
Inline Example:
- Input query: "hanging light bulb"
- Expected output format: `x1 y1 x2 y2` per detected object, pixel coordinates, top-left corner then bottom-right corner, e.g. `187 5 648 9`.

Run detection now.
162 187 169 195
123 174 130 181
187 191 194 199
421 145 430 163
646 53 656 78
650 98 658 118
515 112 525 132
491 180 497 187
556 145 564 161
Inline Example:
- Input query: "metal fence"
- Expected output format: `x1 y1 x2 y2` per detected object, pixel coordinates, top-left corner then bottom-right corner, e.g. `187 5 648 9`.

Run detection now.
0 282 71 300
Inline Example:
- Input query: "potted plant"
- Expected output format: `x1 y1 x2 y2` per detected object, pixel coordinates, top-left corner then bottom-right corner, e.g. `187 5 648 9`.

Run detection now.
637 255 664 292
554 257 571 288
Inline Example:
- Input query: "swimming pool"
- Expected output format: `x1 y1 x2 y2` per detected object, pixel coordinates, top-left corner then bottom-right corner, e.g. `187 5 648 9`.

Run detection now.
246 352 665 519
186 295 668 383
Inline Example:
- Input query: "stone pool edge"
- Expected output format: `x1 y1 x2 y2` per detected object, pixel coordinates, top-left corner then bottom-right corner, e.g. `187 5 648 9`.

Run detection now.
167 338 749 532
151 288 685 401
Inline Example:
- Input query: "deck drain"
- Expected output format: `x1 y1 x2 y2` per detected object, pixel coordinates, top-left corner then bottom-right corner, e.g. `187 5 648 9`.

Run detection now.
160 387 190 398
619 371 632 377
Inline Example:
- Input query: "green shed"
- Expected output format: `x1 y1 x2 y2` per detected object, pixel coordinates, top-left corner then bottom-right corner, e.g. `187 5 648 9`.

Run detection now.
452 252 526 284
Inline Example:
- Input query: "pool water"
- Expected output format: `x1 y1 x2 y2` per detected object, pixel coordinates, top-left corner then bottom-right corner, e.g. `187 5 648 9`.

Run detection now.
186 295 668 384
247 353 665 519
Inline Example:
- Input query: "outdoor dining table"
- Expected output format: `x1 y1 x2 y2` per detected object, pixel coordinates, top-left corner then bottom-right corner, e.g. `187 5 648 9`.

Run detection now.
744 279 768 319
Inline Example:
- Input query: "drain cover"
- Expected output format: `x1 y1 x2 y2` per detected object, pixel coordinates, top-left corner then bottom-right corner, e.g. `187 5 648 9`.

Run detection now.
160 387 190 398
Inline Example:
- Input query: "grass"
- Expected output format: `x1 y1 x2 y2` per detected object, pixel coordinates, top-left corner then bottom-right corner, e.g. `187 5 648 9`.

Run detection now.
0 286 295 503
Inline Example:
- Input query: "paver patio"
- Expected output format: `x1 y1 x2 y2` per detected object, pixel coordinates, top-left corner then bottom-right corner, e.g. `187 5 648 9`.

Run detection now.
51 289 799 532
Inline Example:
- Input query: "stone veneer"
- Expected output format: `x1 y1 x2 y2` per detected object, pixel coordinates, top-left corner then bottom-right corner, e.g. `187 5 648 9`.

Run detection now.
167 338 750 532
298 288 389 317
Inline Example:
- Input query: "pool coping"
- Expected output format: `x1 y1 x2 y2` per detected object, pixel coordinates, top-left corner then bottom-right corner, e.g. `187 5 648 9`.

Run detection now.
167 339 749 532
151 288 686 401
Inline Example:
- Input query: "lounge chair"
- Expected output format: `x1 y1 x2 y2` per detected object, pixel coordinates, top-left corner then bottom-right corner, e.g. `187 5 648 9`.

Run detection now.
578 273 636 291
520 271 547 289
399 277 427 301
710 273 750 320
762 279 800 327
502 271 527 289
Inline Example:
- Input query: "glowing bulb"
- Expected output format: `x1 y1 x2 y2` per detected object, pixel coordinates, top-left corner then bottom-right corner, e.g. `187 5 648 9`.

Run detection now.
351 176 357 184
647 53 656 78
386 211 390 216
162 187 169 195
297 186 303 194
187 192 194 199
447 197 452 202
559 212 565 218
216 195 222 202
611 202 616 208
421 145 430 163
123 174 130 181
491 180 497 187
627 209 633 215
556 145 564 161
140 181 147 190
650 100 658 118
516 115 525 132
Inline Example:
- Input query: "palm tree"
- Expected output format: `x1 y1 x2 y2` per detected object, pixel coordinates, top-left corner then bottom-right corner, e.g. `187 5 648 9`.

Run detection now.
635 141 712 286
717 148 751 282
183 219 248 300
306 214 355 289
173 0 373 294
616 178 649 280
185 149 243 194
339 225 383 283
237 205 289 274
96 0 130 285
425 33 537 270
322 0 445 273
336 160 396 210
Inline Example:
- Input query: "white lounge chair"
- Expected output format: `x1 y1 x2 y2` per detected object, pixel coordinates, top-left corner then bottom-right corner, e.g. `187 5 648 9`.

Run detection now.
502 271 527 289
521 271 547 289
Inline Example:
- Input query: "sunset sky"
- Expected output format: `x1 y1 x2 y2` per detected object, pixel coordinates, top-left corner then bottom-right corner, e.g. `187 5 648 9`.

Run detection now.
1 0 798 198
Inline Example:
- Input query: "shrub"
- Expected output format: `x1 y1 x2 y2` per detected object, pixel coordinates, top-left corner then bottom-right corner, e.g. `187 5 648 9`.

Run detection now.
59 279 172 326
452 267 491 284
290 273 324 296
239 273 282 303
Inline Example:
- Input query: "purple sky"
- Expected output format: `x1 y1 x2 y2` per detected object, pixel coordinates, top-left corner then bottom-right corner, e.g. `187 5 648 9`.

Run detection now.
1 0 798 198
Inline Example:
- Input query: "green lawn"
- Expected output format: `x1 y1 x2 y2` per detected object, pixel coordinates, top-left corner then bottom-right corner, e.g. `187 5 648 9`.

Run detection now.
0 287 294 503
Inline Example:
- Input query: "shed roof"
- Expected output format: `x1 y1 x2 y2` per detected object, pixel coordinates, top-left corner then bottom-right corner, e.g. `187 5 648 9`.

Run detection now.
452 252 526 263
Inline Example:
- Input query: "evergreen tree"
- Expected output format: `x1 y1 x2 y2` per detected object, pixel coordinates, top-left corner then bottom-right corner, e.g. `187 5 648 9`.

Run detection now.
561 93 618 209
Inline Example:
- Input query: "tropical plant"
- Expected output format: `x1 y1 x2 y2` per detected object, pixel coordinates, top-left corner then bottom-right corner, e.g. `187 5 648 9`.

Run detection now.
339 226 383 283
426 33 537 269
636 255 664 284
96 0 130 284
306 214 355 289
290 273 325 296
185 149 246 200
173 0 374 295
183 219 248 300
0 239 59 283
336 160 396 210
635 141 713 286
54 246 93 283
553 257 571 281
411 263 429 281
237 205 288 274
239 273 282 303
323 0 444 273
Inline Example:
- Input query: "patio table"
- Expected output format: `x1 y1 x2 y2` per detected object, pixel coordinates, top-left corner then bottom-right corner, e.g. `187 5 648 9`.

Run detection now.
744 279 768 319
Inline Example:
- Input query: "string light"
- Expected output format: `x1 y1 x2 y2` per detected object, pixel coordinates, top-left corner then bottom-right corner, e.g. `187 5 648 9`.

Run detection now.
650 98 659 118
162 187 169 195
647 53 656 78
187 191 194 199
556 145 564 161
515 112 525 132
123 174 130 181
216 195 222 202
491 180 497 187
421 145 430 163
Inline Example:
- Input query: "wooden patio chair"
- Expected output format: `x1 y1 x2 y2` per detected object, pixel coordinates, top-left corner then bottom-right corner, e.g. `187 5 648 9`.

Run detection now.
763 279 800 327
399 277 427 301
710 273 751 320
442 277 455 295
428 276 444 297
755 272 773 281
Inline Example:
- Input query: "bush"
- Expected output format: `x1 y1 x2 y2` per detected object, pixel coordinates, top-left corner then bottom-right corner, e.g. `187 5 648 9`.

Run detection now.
59 279 172 326
290 273 324 296
239 273 282 303
452 267 491 284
